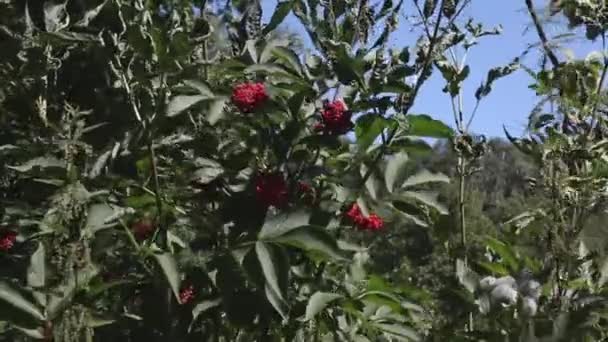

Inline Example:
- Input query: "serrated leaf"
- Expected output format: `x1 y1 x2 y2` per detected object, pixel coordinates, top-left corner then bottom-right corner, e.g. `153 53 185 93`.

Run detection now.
475 60 519 100
255 242 288 303
265 283 289 320
74 0 108 27
423 0 438 18
86 315 115 328
0 283 44 321
245 63 291 76
167 95 211 117
263 1 293 35
273 226 349 261
407 115 452 138
8 157 65 172
355 114 393 150
305 292 343 321
456 259 478 293
192 298 222 321
259 210 310 239
154 253 181 301
392 202 429 227
84 203 128 233
207 96 227 125
376 323 420 341
271 46 303 75
401 169 449 188
182 80 214 97
27 243 45 307
13 325 45 339
192 158 224 184
43 1 68 32
385 152 409 193
400 190 447 215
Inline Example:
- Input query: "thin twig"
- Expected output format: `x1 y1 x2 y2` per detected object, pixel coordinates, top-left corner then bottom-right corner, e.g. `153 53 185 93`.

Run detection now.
525 0 559 68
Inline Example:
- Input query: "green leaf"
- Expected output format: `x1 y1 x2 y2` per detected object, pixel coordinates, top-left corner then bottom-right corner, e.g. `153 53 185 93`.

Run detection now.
255 242 289 303
385 152 409 193
259 210 310 239
391 137 433 156
475 60 519 100
401 169 450 188
263 1 293 35
153 253 182 301
478 262 510 276
245 63 291 76
43 1 68 32
8 157 65 172
331 43 366 87
207 97 228 125
192 158 224 185
27 243 45 307
392 202 429 227
192 298 222 321
84 203 126 233
376 323 420 341
406 115 453 138
167 95 211 117
273 226 349 261
423 0 438 18
271 46 303 76
0 283 44 321
399 190 448 215
485 237 519 272
13 325 45 339
265 283 289 321
74 0 108 27
356 114 393 150
456 259 478 294
305 292 343 321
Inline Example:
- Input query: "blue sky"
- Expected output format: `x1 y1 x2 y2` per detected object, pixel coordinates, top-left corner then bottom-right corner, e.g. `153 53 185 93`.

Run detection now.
261 0 600 137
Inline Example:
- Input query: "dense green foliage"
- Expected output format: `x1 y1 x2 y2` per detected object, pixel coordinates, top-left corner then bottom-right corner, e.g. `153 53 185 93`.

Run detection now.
2 0 608 341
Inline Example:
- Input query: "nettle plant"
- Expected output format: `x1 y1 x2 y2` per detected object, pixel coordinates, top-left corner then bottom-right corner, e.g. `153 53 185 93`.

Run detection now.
0 0 476 341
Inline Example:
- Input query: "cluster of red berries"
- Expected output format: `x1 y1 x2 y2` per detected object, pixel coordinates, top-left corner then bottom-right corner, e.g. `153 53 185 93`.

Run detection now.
231 83 353 136
0 231 17 252
231 82 269 113
131 218 155 241
345 204 384 231
179 284 195 305
231 84 380 230
315 99 353 135
254 172 318 208
255 173 289 208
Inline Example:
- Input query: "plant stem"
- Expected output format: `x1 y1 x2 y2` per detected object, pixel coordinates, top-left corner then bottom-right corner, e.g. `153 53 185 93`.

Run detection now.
358 0 446 187
458 156 467 265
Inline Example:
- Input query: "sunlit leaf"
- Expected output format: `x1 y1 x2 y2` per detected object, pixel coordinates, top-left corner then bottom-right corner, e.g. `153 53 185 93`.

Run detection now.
304 292 343 321
0 283 44 321
154 253 181 302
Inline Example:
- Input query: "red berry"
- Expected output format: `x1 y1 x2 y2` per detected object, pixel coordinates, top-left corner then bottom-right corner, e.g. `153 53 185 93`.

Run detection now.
231 82 268 113
179 285 195 304
0 231 17 252
255 173 288 208
364 214 384 231
345 203 384 231
132 219 155 241
319 100 352 134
